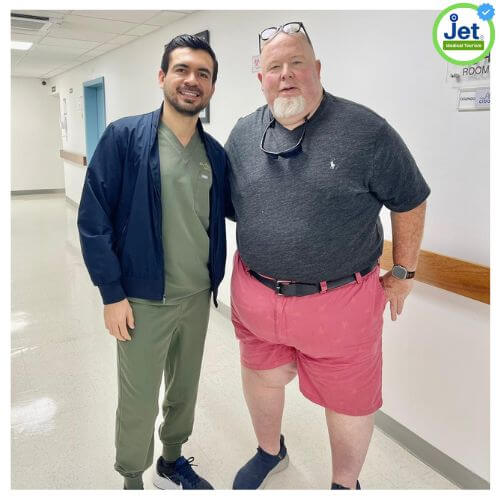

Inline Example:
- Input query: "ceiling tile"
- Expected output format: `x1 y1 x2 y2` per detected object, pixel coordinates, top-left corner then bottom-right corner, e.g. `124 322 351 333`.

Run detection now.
125 24 159 37
46 26 118 43
62 14 138 35
76 52 96 62
28 44 91 58
79 43 122 58
38 37 100 50
107 34 139 46
72 10 161 24
54 60 83 71
11 32 44 43
144 11 190 26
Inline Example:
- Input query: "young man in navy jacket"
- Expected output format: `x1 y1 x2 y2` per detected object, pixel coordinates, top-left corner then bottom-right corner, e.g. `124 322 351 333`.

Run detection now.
78 34 229 490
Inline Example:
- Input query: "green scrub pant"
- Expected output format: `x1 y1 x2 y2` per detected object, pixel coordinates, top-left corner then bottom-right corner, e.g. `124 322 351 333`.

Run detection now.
113 290 211 485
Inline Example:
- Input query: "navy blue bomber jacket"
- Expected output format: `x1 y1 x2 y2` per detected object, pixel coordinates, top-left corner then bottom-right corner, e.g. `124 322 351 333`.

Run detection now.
77 103 230 306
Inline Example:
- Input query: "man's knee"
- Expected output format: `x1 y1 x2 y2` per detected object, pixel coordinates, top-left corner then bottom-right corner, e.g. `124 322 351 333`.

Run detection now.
243 362 297 388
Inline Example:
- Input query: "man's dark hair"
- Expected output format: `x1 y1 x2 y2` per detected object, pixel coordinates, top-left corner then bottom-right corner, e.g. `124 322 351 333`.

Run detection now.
161 34 218 84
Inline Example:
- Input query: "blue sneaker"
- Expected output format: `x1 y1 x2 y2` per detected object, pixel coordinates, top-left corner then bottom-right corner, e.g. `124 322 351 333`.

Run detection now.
233 434 289 489
153 456 214 490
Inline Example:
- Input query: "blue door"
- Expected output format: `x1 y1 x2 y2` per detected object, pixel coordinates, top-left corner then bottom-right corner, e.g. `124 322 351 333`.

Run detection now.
83 77 106 163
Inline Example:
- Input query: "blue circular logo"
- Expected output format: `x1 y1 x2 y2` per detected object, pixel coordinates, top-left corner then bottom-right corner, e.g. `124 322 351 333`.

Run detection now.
477 3 495 21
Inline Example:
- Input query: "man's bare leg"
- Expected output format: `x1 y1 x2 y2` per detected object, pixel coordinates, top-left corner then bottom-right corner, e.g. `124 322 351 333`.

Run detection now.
325 409 375 489
241 362 297 454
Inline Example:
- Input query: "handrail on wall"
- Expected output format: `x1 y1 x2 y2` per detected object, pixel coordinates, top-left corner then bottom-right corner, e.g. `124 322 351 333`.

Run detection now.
60 150 87 166
380 240 490 304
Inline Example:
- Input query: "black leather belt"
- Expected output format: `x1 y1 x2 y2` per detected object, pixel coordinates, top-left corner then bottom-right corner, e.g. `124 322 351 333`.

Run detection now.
249 264 376 297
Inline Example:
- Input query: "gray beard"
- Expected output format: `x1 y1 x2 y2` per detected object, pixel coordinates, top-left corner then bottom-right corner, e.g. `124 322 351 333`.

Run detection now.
272 95 306 119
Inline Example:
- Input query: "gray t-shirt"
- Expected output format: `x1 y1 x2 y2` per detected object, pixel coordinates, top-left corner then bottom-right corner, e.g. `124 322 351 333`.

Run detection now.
225 92 430 282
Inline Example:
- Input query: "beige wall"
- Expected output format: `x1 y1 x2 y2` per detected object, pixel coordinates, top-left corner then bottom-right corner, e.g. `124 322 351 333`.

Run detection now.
11 77 64 191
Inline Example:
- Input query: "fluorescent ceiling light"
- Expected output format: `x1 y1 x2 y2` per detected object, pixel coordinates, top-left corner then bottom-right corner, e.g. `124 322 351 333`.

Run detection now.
12 41 33 50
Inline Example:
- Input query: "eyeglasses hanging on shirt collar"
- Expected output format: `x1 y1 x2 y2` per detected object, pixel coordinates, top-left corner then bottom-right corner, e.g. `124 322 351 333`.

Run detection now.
258 22 312 53
260 115 309 160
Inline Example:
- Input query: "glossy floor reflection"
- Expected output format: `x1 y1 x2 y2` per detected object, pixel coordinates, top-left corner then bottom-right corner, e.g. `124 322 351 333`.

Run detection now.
11 194 459 490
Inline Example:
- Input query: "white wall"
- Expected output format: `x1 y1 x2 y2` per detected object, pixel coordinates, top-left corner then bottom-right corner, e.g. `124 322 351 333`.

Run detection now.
11 77 64 192
50 10 490 481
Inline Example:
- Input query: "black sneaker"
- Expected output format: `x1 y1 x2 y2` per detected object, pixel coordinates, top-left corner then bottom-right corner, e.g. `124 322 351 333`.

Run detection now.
153 456 214 490
233 434 289 489
331 480 361 489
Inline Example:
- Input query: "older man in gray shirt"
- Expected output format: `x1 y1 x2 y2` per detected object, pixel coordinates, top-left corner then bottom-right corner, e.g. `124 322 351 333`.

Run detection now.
225 22 429 490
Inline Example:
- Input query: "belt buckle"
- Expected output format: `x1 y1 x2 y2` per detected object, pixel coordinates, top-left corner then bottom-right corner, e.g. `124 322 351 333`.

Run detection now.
275 280 290 295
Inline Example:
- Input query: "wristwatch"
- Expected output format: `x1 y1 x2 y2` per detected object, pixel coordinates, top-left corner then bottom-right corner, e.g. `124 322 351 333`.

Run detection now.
391 264 415 280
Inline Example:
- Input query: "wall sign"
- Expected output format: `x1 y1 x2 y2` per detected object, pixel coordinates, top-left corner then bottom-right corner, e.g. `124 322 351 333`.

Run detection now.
457 86 490 111
446 53 490 87
252 55 261 73
475 87 490 108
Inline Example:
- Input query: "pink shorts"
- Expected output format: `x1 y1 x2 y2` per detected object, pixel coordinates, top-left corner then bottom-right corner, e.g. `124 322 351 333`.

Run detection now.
230 251 387 416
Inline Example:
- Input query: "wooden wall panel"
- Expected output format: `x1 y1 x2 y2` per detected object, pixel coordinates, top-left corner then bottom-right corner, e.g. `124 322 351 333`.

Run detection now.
380 241 490 304
60 150 87 166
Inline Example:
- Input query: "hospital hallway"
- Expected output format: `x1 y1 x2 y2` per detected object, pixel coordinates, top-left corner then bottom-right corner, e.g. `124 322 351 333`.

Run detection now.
10 193 459 490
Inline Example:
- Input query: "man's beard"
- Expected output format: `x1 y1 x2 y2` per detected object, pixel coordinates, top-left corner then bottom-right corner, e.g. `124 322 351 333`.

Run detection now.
272 95 306 119
164 87 207 117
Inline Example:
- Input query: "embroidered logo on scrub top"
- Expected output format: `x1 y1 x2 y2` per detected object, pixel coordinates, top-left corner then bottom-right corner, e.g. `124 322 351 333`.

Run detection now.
199 162 210 180
330 159 336 170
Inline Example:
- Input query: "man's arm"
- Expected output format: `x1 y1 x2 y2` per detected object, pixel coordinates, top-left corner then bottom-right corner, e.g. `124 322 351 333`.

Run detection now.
77 123 133 341
380 200 427 321
78 123 125 303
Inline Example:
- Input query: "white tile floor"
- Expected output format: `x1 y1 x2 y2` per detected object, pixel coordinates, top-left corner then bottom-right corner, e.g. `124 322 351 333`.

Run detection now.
11 194 459 490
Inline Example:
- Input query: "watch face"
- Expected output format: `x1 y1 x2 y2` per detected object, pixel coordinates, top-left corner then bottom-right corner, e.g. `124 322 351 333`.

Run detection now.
392 265 407 279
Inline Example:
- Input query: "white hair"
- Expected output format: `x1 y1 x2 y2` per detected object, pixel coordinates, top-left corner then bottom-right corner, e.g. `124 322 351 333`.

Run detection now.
272 95 306 119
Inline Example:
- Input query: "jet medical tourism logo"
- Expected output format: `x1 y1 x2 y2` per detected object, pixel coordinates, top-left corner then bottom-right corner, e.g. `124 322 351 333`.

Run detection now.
433 3 495 65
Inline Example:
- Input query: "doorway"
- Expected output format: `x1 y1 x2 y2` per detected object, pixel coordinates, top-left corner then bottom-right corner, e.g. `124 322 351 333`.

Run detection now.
83 77 106 163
